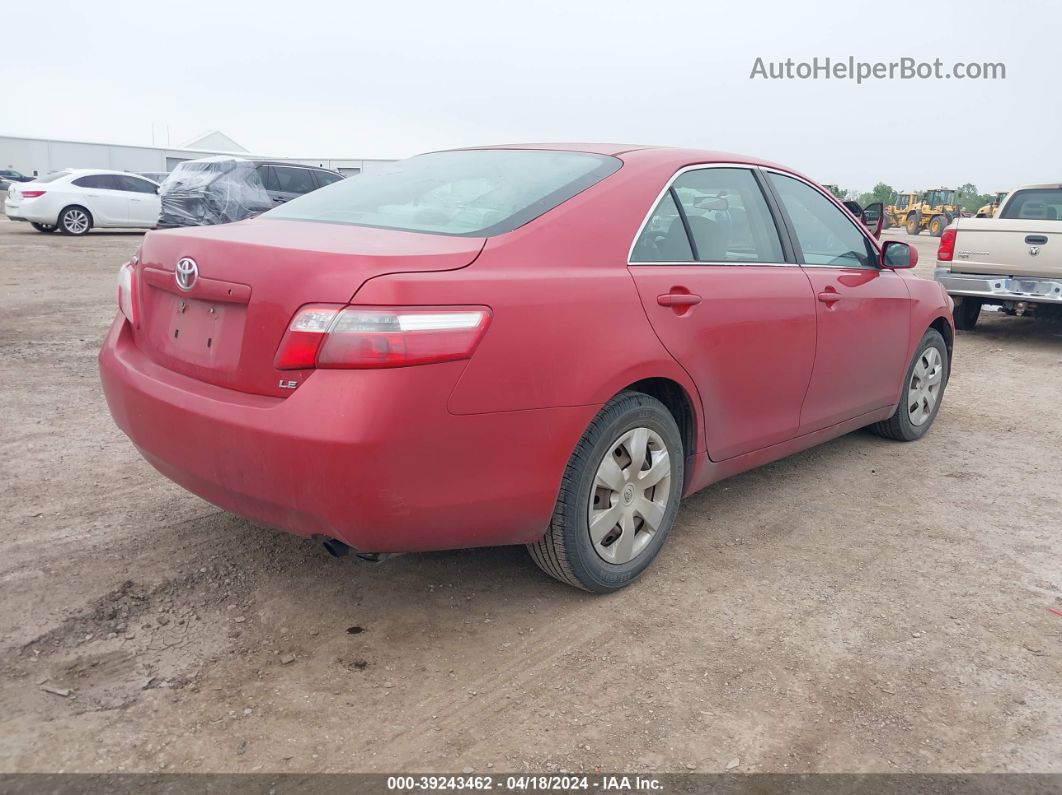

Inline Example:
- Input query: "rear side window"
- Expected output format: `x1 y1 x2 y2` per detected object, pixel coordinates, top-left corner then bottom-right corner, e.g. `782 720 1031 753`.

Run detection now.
273 166 318 195
257 165 278 192
632 168 784 263
265 149 622 236
73 174 119 189
115 175 158 194
315 170 343 187
631 192 693 262
1000 189 1062 221
768 173 877 267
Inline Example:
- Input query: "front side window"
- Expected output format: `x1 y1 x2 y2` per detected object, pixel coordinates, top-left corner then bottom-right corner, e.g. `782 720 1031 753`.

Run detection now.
265 149 622 236
1000 189 1062 221
768 173 877 267
632 167 784 264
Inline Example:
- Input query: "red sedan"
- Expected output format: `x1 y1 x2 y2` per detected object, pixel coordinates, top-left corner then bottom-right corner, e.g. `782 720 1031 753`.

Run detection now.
100 145 954 592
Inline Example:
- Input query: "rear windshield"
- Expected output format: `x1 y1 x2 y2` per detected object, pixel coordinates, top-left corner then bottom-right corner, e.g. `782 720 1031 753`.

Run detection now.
263 149 622 236
1000 189 1062 221
33 171 71 183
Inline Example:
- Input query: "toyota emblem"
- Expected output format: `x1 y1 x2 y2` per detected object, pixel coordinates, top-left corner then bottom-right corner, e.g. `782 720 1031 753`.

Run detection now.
175 257 198 290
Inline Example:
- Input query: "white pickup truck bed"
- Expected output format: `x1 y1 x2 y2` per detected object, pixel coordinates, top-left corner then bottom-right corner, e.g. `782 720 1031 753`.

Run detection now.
935 184 1062 328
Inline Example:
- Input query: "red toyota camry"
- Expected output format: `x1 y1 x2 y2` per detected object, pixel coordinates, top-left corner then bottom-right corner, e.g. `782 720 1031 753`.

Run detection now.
100 144 954 592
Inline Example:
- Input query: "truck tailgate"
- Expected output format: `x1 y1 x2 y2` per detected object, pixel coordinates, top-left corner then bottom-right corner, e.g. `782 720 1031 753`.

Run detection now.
951 219 1062 279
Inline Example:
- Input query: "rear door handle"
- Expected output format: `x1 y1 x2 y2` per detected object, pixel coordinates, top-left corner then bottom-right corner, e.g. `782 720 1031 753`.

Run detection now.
817 290 842 305
657 293 702 307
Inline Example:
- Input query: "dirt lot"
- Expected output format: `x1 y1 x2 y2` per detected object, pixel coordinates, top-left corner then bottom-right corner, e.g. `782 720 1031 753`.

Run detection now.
0 219 1059 774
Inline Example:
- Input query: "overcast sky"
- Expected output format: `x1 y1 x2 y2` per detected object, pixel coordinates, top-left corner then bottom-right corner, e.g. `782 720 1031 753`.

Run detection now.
5 0 1057 192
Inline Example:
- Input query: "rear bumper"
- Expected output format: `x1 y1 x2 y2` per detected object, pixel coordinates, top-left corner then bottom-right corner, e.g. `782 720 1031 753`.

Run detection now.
4 200 51 224
935 268 1062 304
99 316 594 552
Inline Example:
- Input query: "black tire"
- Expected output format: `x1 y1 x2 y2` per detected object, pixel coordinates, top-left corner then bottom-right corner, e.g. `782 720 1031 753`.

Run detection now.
868 329 949 442
929 215 946 237
527 391 685 593
58 206 93 235
905 213 921 236
31 222 57 233
952 297 982 330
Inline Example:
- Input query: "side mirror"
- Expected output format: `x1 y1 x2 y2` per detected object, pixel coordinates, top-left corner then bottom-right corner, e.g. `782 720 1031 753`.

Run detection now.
882 239 918 269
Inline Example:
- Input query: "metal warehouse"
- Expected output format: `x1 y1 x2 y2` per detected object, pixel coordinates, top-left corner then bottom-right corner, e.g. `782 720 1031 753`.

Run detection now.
0 130 394 179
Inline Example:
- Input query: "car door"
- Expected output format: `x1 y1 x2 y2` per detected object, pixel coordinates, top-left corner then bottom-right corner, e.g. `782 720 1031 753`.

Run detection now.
71 174 130 225
764 171 911 433
628 166 818 461
268 165 319 205
115 175 161 226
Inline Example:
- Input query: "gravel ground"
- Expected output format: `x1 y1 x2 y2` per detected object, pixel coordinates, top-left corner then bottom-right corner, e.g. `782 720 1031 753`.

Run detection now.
0 219 1059 774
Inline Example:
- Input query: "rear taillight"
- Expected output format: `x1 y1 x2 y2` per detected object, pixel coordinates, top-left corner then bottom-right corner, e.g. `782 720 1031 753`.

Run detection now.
274 305 491 370
20 190 46 199
117 263 138 326
937 228 956 262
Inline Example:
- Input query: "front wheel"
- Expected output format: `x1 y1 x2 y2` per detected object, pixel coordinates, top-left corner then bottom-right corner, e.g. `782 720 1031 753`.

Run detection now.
527 391 685 592
31 222 57 233
868 329 949 442
929 215 947 237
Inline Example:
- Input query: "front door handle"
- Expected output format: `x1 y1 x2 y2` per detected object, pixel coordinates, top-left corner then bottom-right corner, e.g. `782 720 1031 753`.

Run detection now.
657 293 702 307
817 290 842 305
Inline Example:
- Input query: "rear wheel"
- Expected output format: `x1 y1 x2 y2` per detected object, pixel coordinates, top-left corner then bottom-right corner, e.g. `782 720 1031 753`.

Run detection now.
58 206 92 235
527 391 684 593
31 222 57 233
952 297 982 330
869 329 949 441
905 213 921 235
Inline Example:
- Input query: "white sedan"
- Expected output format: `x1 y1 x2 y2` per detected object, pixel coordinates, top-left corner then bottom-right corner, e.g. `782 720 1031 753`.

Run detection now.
4 169 161 235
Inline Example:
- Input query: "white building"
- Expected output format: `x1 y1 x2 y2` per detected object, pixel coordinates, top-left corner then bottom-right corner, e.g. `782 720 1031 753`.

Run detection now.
0 130 396 179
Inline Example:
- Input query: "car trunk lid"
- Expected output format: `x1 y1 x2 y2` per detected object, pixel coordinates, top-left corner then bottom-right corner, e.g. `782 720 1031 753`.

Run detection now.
131 218 485 397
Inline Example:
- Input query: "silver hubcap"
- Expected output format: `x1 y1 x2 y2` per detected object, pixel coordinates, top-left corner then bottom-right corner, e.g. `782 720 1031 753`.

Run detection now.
908 346 943 426
64 210 88 233
588 427 671 565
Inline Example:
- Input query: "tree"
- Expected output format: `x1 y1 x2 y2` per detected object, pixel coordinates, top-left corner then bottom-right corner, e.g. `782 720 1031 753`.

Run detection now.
857 182 895 208
956 183 991 214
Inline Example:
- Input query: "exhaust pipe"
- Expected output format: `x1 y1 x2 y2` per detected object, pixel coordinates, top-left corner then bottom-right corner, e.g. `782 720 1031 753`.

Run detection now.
320 537 393 563
321 538 350 558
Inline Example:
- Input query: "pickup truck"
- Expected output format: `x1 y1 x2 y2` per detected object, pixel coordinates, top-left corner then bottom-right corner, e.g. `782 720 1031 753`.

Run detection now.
935 184 1062 329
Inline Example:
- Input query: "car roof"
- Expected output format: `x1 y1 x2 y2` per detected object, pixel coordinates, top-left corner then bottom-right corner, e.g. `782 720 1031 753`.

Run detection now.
1010 183 1062 191
246 159 340 172
445 143 796 171
61 168 157 177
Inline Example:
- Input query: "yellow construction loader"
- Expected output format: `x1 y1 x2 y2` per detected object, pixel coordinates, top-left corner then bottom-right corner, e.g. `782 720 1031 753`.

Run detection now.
885 192 918 229
975 191 1009 218
896 188 962 237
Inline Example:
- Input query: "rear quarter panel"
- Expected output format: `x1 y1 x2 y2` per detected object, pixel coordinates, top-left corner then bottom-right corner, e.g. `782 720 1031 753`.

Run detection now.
351 155 707 452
